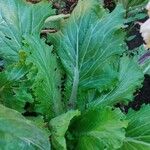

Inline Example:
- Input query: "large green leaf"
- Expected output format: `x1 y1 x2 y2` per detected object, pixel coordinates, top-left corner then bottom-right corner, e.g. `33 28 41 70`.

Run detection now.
88 56 144 107
119 105 150 150
23 35 63 120
0 0 54 62
70 107 128 150
49 110 80 150
0 104 50 150
49 0 125 107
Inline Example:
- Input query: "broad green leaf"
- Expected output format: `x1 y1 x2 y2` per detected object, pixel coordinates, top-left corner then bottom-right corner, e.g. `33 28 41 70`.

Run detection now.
89 56 144 107
49 0 125 107
0 104 50 150
23 35 63 120
49 110 80 150
70 107 128 150
119 105 150 150
0 0 54 62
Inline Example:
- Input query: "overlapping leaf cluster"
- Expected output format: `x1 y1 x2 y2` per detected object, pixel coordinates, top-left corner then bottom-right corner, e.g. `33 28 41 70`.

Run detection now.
0 0 150 150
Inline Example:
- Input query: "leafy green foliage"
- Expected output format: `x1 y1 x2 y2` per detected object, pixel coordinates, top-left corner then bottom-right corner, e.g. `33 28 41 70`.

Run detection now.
49 0 126 108
70 107 128 150
0 104 50 150
114 0 147 29
0 0 63 119
119 105 150 150
0 0 54 63
0 65 33 112
0 0 149 149
115 0 148 9
89 56 143 107
0 0 55 112
115 0 148 23
23 35 64 120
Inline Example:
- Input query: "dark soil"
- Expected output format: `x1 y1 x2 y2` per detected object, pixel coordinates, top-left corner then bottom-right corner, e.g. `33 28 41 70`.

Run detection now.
104 0 116 12
126 23 145 50
128 74 150 110
126 17 148 50
27 0 78 14
0 58 4 72
124 16 150 111
53 0 78 14
26 0 40 4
